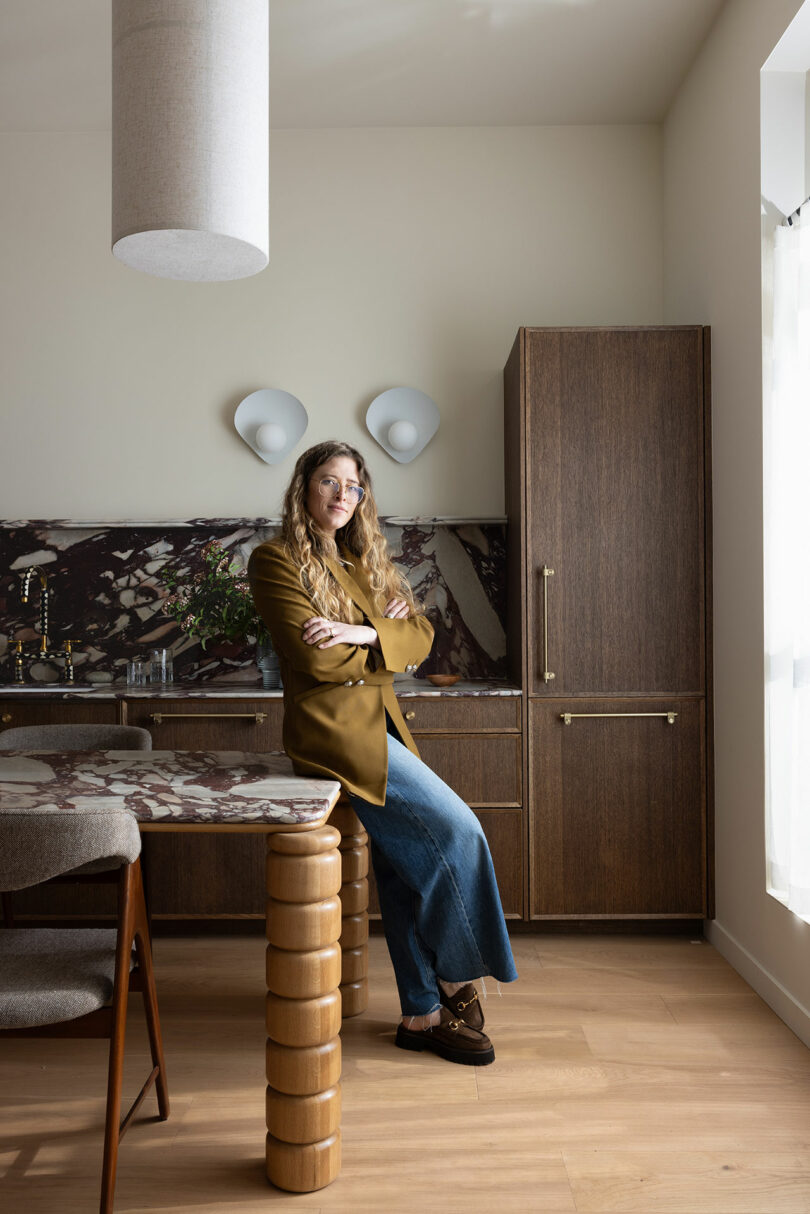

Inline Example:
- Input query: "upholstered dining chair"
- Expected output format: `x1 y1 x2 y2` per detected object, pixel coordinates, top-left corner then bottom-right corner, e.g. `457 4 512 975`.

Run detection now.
0 722 152 751
0 724 152 927
0 798 170 1214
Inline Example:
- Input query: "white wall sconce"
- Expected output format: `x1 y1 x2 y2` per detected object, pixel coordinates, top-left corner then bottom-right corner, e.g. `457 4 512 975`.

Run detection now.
111 0 269 282
234 390 309 465
366 388 440 463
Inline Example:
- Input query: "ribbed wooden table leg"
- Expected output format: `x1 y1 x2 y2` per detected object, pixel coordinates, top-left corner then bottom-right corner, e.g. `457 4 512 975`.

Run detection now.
265 825 342 1193
330 798 369 1018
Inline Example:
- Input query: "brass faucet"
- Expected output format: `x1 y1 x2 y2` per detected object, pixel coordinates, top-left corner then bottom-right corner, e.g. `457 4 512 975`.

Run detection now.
13 566 80 684
20 565 52 652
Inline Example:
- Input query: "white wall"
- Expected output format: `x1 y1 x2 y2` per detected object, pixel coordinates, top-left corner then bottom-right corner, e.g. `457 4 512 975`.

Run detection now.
0 125 662 521
664 0 810 1044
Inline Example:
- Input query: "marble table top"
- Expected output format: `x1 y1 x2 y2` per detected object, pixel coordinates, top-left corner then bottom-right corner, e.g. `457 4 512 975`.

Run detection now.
0 750 341 828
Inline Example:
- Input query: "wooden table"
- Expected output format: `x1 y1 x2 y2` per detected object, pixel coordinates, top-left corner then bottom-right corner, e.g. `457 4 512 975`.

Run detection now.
0 748 370 1193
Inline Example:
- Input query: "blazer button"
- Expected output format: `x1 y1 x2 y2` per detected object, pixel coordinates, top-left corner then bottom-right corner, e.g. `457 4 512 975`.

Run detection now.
356 678 365 685
344 679 353 687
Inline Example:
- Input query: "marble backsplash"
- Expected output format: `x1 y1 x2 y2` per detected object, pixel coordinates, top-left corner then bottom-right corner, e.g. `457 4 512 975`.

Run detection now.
0 519 507 684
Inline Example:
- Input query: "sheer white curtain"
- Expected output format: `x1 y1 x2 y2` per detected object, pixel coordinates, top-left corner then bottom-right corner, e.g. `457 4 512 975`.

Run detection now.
764 206 810 919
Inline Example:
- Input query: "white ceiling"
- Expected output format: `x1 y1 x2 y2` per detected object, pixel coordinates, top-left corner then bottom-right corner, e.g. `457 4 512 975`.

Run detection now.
0 0 725 132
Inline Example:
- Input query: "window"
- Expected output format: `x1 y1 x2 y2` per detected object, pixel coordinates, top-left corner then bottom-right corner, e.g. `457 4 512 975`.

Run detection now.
762 14 810 920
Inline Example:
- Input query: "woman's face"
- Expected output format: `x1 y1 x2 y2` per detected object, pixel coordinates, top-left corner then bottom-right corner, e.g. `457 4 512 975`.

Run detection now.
305 455 363 537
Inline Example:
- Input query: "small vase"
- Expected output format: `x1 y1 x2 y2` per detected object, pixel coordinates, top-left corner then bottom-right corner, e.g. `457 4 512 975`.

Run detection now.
256 638 282 689
208 640 245 661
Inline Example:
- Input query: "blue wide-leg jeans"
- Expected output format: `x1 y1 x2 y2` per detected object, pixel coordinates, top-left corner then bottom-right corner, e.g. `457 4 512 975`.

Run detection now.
346 712 519 1016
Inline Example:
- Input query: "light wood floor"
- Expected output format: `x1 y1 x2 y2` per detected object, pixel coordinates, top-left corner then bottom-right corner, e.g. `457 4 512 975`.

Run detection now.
2 933 810 1213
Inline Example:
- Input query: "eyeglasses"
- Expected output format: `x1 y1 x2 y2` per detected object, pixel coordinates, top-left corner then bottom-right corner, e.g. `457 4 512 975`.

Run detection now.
317 477 365 504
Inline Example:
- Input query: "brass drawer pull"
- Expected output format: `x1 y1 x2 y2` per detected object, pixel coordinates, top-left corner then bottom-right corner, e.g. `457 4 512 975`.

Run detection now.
1 712 12 724
560 711 677 726
541 565 555 683
149 711 267 726
405 710 416 720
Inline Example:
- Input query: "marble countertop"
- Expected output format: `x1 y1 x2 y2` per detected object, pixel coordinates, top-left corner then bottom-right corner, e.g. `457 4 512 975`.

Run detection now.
0 678 521 700
0 749 340 827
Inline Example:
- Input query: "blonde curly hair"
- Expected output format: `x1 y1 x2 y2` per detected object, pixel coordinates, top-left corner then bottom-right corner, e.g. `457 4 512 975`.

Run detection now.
278 440 424 623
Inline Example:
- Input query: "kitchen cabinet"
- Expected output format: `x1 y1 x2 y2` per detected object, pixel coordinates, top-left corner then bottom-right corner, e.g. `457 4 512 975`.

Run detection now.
0 697 117 731
124 698 284 918
505 326 712 920
2 689 523 922
132 693 525 919
367 696 525 919
530 698 706 917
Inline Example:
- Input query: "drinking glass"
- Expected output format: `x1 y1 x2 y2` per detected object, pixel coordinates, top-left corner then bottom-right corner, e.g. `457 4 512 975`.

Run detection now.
150 648 174 684
126 658 148 686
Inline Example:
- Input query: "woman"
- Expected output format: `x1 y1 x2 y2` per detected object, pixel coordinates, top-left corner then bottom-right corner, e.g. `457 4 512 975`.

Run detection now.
248 440 517 1066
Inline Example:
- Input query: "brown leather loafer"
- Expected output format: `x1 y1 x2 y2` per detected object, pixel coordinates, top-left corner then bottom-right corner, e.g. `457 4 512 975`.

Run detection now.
439 982 484 1029
395 1007 494 1066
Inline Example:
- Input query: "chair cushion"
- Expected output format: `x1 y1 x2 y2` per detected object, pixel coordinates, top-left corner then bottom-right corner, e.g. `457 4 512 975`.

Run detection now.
0 928 133 1029
0 803 141 890
0 724 152 751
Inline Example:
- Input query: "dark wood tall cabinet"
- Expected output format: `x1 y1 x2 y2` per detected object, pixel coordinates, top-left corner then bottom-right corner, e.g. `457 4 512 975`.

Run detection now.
504 327 713 921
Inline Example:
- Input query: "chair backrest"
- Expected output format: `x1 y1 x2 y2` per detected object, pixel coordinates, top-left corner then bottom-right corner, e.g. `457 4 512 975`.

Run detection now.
0 724 152 751
0 804 141 892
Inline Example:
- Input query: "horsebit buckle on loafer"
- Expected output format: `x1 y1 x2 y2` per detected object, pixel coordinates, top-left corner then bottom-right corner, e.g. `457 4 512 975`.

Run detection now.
456 991 478 1011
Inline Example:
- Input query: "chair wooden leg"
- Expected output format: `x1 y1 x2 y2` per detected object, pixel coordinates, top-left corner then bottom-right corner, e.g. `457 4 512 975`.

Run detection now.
1 891 14 928
139 836 155 946
132 860 169 1119
99 864 136 1214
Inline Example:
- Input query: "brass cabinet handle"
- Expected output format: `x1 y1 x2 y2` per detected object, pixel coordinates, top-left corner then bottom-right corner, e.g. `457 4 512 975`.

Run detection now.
541 565 555 683
1 712 12 724
149 711 267 726
560 711 677 726
405 710 416 720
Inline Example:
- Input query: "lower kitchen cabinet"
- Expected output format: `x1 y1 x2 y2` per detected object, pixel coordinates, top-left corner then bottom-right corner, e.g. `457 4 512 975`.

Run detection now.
123 697 284 750
529 698 707 918
413 735 521 806
366 696 525 920
365 807 524 921
126 698 284 919
1 691 525 922
0 697 118 731
129 693 525 919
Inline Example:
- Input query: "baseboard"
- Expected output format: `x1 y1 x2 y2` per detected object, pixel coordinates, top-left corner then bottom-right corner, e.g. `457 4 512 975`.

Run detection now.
705 919 810 1048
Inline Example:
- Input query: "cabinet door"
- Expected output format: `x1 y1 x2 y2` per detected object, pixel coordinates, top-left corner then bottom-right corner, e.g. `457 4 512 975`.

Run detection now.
126 698 284 918
125 698 284 750
525 328 707 695
367 808 524 920
412 734 521 807
530 698 706 918
0 698 119 734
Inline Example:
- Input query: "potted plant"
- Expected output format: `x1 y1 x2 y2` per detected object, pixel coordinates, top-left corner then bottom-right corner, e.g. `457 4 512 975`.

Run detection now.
161 541 281 688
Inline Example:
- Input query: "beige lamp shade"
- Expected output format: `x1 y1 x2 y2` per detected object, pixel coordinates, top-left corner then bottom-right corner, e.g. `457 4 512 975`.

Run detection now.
112 0 269 282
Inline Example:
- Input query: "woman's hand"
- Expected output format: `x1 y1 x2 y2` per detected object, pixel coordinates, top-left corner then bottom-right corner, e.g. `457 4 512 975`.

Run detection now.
383 597 410 619
302 617 376 649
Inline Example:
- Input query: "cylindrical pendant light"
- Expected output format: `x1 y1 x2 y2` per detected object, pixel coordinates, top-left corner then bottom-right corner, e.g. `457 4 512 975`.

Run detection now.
112 0 269 282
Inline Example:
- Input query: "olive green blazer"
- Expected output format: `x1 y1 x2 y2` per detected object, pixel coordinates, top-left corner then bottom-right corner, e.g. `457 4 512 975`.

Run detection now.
248 539 435 805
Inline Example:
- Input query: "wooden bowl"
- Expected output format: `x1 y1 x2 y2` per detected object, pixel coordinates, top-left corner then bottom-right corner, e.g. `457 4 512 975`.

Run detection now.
426 674 461 686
